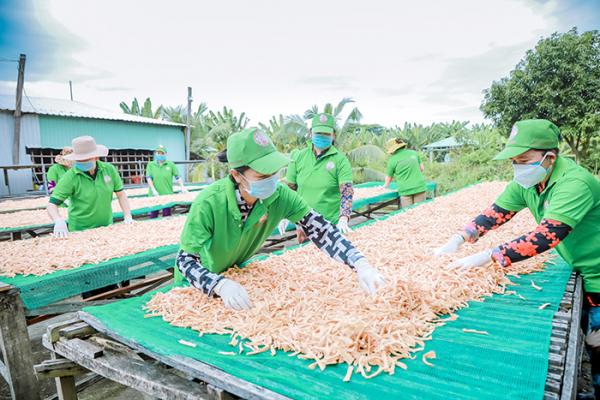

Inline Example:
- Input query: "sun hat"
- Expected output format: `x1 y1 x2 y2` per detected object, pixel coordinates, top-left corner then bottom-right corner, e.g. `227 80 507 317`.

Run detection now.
55 146 75 166
63 136 109 161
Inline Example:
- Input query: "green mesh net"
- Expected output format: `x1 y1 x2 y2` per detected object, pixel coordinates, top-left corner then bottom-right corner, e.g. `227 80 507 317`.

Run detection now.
83 256 570 400
0 244 179 309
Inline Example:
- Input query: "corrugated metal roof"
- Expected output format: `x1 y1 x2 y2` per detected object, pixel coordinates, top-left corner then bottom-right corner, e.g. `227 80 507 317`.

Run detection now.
0 94 185 127
422 137 463 148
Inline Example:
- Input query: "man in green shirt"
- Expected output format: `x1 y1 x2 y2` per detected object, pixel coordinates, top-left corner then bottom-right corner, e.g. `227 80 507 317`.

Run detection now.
383 138 427 207
47 146 74 194
146 144 189 219
47 136 135 236
175 127 388 311
282 113 354 243
430 119 600 349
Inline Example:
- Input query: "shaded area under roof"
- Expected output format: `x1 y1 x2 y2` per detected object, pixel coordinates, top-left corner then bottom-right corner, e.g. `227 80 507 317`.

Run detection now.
0 94 185 127
422 136 463 149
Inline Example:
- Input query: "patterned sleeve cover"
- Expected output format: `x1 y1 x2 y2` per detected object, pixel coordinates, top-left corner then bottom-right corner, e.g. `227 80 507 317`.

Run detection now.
461 203 572 267
296 209 365 269
339 183 353 218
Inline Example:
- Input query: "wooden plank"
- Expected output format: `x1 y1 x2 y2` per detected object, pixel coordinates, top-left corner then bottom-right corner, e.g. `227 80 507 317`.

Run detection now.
0 288 41 399
25 300 119 317
67 338 103 359
42 335 211 400
82 273 172 302
561 274 584 400
59 322 96 340
47 318 82 344
34 360 89 379
78 311 291 400
56 376 77 400
0 282 11 293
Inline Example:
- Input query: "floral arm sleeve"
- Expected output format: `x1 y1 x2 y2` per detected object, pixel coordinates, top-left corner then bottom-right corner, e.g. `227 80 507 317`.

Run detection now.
490 219 572 266
286 182 298 191
461 203 517 243
339 183 353 219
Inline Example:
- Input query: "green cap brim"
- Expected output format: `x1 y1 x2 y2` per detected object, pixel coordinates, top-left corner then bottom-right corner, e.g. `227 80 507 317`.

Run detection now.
247 151 292 174
492 146 531 160
312 126 334 134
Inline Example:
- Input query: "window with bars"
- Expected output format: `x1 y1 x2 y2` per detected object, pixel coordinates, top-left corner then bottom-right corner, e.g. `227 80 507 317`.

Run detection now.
26 148 154 186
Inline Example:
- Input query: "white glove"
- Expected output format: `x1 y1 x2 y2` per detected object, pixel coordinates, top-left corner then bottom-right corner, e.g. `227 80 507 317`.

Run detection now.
152 188 159 197
123 215 136 225
278 219 291 236
430 233 465 256
354 258 389 297
337 218 352 234
53 218 69 238
63 199 70 206
214 279 253 311
446 249 492 272
180 188 189 194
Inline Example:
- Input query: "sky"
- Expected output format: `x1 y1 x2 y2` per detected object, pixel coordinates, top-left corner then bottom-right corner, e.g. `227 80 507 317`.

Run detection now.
0 0 599 129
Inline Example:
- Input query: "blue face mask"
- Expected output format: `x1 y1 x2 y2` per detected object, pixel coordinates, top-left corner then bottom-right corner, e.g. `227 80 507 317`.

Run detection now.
312 134 333 150
239 172 279 199
156 154 166 162
512 152 553 189
75 161 95 172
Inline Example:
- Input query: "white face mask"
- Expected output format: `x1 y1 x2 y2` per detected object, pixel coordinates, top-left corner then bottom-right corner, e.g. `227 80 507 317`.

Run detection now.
512 152 553 189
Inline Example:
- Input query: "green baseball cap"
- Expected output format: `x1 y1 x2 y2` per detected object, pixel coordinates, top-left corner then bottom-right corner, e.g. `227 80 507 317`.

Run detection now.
155 144 167 153
227 127 292 174
311 113 335 134
493 119 559 160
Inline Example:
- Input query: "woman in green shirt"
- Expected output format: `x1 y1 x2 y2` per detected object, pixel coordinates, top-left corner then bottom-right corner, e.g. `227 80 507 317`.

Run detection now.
431 120 600 349
175 127 388 311
47 146 74 193
383 138 427 207
280 113 355 244
146 144 189 219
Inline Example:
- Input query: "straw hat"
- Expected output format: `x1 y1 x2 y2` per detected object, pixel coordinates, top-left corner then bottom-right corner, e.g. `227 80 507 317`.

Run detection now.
63 136 108 161
385 138 407 154
55 146 75 166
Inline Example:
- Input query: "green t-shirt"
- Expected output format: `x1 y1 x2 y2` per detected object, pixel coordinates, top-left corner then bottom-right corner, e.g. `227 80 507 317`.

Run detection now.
495 156 600 291
146 160 180 196
285 145 353 225
385 149 427 196
50 161 124 232
47 164 70 184
180 178 311 274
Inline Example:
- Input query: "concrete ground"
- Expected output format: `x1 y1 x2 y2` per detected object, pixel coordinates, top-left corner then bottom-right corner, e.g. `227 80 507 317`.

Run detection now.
0 214 379 399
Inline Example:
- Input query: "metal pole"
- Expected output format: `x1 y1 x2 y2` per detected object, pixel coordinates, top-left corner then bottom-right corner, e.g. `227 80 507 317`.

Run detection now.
138 160 143 187
69 81 73 101
186 87 192 182
13 54 26 165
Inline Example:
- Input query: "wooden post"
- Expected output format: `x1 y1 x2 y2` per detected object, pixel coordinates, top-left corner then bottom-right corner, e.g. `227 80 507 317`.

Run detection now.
13 54 26 165
0 286 41 400
186 87 192 182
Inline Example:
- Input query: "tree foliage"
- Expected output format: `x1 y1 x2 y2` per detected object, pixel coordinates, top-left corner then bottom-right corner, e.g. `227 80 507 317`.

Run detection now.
120 97 164 119
480 28 600 161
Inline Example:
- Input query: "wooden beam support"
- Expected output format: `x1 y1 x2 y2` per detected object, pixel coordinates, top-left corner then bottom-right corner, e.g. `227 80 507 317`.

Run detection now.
25 300 119 317
34 359 90 380
0 287 41 399
47 318 82 344
42 335 212 400
59 322 96 340
82 273 172 302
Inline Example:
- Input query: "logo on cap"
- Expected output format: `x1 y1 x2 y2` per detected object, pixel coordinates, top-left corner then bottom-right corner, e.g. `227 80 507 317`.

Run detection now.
509 125 518 140
253 130 270 146
319 114 328 123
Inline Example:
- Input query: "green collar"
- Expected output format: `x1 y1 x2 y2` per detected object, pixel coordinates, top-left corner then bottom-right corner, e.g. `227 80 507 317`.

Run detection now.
155 160 168 168
308 141 338 161
72 161 107 180
546 156 569 188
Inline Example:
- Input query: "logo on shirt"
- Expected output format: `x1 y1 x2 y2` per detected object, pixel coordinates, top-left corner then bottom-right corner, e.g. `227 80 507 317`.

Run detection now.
104 175 111 183
166 166 170 171
509 125 518 140
253 130 270 146
258 212 268 223
326 161 335 170
544 200 549 210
